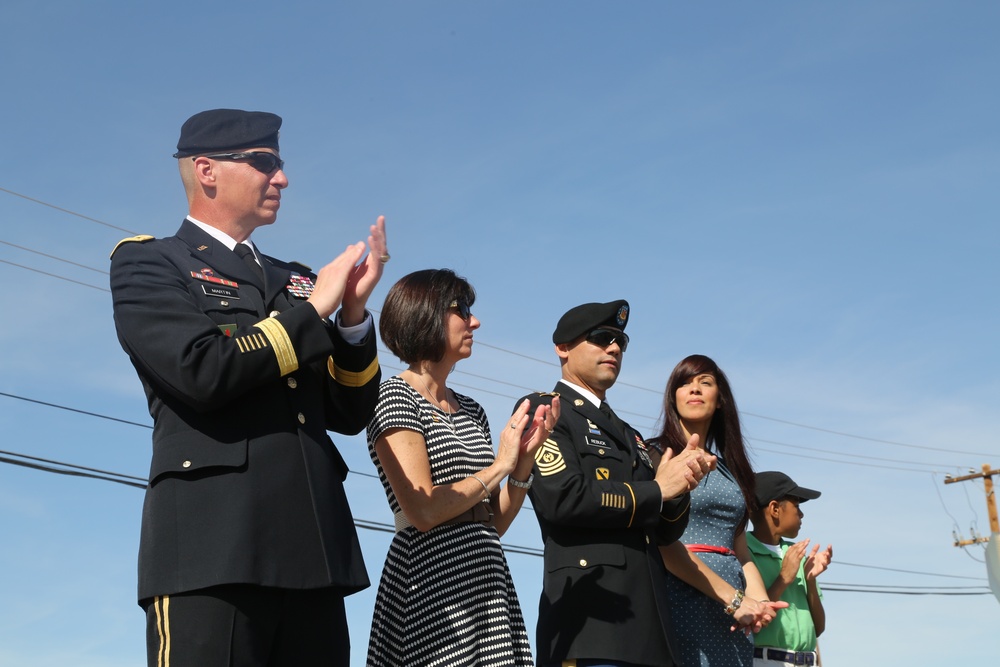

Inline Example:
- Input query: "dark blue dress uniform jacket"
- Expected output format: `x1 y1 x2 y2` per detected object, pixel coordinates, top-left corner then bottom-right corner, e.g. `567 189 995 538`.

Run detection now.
110 220 379 603
520 382 690 666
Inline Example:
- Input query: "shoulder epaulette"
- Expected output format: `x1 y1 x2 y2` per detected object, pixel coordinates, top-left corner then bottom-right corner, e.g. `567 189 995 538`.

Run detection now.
536 391 561 398
109 235 155 259
288 260 312 272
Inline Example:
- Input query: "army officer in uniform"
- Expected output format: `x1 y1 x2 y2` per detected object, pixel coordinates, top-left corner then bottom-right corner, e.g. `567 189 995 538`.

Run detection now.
109 108 387 667
515 300 717 667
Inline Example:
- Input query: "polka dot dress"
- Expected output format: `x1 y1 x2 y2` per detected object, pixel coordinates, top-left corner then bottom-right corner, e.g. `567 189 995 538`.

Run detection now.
664 459 754 666
365 376 532 667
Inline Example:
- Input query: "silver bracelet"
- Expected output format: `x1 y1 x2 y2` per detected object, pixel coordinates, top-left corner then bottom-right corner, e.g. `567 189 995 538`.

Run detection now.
507 473 534 490
470 474 491 501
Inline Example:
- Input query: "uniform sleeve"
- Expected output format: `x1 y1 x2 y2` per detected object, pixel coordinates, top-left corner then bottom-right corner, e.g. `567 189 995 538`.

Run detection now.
320 320 381 435
111 240 344 412
524 394 664 531
653 494 690 544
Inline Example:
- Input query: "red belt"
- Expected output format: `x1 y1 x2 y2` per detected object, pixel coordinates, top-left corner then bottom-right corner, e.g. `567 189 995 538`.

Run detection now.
686 543 736 556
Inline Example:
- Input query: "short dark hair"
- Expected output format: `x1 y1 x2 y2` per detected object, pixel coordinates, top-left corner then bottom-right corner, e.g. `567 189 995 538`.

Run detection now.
378 269 476 364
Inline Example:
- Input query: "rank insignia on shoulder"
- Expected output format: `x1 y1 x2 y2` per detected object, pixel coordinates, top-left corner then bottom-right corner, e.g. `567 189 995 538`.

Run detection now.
536 391 560 398
286 273 315 298
191 268 239 288
109 234 155 258
535 440 567 476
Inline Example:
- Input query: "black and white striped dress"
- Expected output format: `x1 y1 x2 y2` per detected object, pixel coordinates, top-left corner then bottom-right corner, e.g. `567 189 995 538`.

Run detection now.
365 375 532 667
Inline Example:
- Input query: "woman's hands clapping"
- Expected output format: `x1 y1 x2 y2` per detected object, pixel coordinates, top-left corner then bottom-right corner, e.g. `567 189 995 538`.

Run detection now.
498 397 561 481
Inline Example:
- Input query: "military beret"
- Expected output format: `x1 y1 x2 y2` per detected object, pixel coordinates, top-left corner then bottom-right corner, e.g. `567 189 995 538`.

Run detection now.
173 109 281 158
552 299 629 344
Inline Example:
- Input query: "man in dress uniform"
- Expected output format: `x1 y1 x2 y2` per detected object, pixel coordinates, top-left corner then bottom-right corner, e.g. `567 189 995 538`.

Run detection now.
515 300 716 667
109 108 388 667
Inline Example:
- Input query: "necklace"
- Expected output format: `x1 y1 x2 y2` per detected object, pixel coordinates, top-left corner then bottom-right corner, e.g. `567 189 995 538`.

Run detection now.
411 372 456 431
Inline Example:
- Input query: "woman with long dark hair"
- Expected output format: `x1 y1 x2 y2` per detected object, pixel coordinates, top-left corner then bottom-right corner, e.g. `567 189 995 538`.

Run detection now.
365 269 559 666
651 354 781 666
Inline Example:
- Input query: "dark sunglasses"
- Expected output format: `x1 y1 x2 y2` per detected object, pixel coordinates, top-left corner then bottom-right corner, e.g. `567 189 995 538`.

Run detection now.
585 328 629 353
448 299 473 321
198 151 284 174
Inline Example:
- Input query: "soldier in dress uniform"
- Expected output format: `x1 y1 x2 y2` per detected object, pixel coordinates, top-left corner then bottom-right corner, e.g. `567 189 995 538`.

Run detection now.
109 108 388 667
515 300 716 667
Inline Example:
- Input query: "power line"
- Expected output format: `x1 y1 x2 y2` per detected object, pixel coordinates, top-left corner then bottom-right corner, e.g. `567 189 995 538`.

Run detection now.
0 239 108 274
0 258 110 292
0 391 152 429
820 587 990 596
740 410 993 458
833 560 987 581
751 437 957 470
0 186 137 234
0 449 147 489
752 446 953 475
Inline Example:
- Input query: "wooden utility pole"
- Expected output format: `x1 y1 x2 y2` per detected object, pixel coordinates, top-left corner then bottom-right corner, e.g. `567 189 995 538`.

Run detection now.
944 464 998 546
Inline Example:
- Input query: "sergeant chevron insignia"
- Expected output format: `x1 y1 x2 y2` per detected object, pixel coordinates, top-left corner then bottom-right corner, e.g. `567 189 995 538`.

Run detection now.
535 440 566 476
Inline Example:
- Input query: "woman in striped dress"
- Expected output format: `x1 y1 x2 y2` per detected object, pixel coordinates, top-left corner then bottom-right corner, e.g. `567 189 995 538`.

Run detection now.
366 269 559 667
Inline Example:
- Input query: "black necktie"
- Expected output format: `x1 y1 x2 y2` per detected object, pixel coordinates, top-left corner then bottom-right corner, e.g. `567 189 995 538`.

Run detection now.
233 243 264 284
600 401 627 436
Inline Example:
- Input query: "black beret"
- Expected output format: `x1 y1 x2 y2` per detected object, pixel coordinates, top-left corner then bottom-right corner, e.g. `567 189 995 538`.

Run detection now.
173 109 281 158
552 299 629 344
754 471 821 507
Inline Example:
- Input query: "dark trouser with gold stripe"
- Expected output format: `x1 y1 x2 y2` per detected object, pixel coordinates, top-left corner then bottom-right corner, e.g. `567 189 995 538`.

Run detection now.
144 584 349 667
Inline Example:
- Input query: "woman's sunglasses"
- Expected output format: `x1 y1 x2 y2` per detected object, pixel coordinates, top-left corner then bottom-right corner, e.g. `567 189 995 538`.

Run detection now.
449 300 473 321
198 151 284 174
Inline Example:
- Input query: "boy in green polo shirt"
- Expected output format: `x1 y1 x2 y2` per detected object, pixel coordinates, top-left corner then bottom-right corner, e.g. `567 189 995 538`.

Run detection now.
748 472 833 667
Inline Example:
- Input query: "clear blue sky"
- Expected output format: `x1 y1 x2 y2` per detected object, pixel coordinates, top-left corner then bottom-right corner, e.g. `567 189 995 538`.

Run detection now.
1 2 998 665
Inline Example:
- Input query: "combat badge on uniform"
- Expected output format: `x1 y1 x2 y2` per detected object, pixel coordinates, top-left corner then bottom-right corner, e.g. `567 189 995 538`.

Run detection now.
286 273 315 298
535 439 566 476
635 434 653 469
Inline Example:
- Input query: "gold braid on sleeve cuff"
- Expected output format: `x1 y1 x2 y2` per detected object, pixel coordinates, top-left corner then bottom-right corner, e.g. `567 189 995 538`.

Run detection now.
327 355 380 387
254 318 299 376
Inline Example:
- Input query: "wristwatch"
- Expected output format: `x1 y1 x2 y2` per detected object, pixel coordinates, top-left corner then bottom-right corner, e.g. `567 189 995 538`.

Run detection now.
507 473 534 490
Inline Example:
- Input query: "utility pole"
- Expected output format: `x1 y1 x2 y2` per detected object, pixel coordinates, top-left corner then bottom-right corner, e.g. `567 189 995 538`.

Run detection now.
944 464 999 604
944 464 998 544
